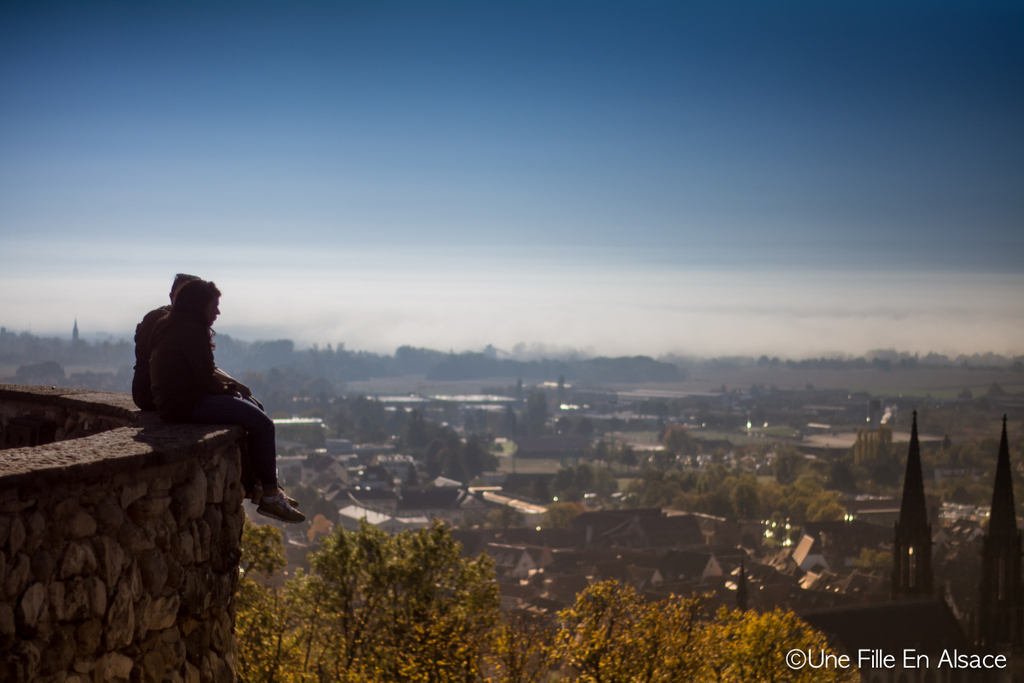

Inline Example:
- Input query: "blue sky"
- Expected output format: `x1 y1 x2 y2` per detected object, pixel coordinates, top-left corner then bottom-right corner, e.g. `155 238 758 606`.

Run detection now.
1 1 1021 358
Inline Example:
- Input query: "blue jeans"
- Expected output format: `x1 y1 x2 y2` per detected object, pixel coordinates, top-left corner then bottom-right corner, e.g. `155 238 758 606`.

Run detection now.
189 394 278 490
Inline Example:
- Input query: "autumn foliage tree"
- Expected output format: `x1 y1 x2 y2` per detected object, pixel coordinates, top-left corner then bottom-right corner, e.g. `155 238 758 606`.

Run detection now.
235 521 298 682
555 580 703 683
237 525 857 683
699 607 857 682
236 519 498 683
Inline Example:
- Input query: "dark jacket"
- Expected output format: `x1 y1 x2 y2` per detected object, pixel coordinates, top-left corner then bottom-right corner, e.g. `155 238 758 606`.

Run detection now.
149 316 232 422
132 306 169 410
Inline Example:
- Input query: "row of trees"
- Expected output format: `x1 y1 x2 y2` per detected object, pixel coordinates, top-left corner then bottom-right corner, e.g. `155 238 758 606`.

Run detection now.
625 466 846 529
237 521 855 683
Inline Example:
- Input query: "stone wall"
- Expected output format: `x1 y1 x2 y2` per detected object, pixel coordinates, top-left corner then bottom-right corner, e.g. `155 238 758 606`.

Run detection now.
0 385 245 683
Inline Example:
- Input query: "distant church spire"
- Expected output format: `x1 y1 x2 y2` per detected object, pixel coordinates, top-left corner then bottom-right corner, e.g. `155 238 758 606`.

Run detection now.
892 411 932 599
978 416 1023 652
736 555 748 611
72 319 79 342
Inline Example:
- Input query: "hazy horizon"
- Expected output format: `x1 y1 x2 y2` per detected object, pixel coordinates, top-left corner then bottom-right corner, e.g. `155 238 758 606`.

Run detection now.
3 241 1021 362
2 2 1021 359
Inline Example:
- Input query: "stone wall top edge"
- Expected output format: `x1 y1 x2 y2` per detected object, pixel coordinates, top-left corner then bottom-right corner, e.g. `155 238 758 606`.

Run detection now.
0 411 244 491
0 383 139 419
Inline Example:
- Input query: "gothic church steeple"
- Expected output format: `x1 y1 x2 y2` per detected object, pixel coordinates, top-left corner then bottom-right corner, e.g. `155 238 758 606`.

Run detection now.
978 416 1023 652
892 411 932 599
736 555 748 611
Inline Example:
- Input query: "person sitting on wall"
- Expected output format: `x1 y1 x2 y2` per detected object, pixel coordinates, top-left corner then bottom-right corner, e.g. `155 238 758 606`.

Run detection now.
132 273 200 411
149 279 305 524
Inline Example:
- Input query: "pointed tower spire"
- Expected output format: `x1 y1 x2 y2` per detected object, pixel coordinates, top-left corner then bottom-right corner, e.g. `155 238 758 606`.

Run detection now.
892 411 932 599
72 318 79 342
736 554 748 611
978 415 1024 652
989 416 1017 536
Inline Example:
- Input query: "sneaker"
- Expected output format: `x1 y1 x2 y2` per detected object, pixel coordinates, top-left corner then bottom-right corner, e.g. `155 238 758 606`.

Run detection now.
248 484 299 507
258 493 306 524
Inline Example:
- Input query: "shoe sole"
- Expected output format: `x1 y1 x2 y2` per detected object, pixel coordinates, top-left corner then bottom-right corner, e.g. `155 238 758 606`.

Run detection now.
257 507 306 524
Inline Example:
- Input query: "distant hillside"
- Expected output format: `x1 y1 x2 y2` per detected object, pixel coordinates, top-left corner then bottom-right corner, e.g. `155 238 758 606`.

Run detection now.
423 352 681 383
2 326 1020 391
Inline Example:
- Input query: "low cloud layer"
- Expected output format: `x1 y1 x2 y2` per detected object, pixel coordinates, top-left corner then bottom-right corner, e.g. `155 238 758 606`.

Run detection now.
2 242 1020 360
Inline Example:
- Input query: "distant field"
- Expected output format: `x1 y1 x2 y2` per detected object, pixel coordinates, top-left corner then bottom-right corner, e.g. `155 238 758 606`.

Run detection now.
688 429 771 446
345 375 521 396
344 367 1023 399
606 367 1023 397
495 456 564 474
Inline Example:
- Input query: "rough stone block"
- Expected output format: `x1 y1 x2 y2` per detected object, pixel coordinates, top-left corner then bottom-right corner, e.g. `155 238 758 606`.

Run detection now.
104 580 135 651
73 657 96 673
193 520 211 564
203 506 223 544
0 499 34 514
150 595 180 631
40 625 75 675
213 574 235 608
0 515 11 548
0 602 16 638
7 640 41 680
62 510 97 541
142 650 167 683
200 652 214 683
162 508 179 536
123 524 156 554
64 578 92 622
95 651 134 682
173 464 208 521
60 542 98 580
134 593 152 640
223 509 243 549
24 511 46 552
206 459 227 505
185 660 200 683
127 559 143 601
182 568 212 617
91 536 125 590
131 496 173 523
52 496 80 520
223 480 244 511
5 552 31 599
161 637 188 674
167 558 184 591
183 620 210 663
17 582 48 630
74 617 102 655
120 482 148 510
49 581 66 620
152 519 172 552
179 531 195 566
93 497 125 535
212 652 234 683
87 576 107 618
31 548 55 583
209 608 231 655
139 549 168 595
8 516 26 555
